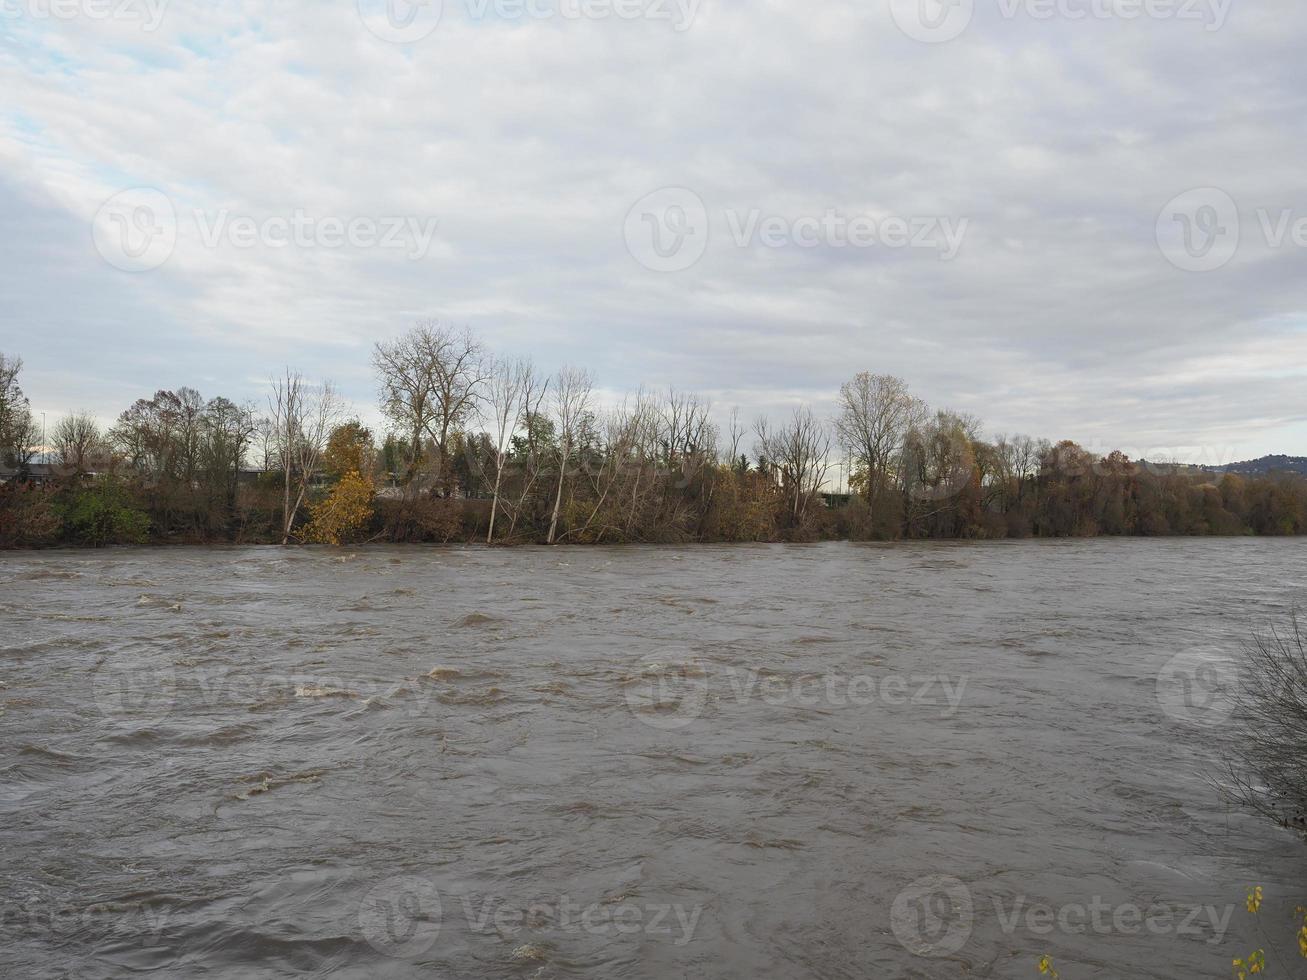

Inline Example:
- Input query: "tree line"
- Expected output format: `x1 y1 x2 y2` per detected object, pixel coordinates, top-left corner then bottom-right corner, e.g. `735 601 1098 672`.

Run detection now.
1 329 1304 547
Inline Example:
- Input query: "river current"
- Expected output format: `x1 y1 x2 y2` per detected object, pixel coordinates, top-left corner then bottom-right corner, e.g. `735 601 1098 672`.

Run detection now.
2 539 1305 978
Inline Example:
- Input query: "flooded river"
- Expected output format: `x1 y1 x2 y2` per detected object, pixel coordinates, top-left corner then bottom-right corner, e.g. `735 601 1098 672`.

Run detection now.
2 539 1305 978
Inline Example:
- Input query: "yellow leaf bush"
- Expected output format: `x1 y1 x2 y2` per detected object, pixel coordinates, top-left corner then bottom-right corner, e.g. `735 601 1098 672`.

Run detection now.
303 471 375 545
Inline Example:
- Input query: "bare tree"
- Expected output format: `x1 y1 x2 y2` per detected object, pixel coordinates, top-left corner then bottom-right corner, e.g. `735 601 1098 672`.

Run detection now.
201 397 257 522
51 412 103 474
755 407 832 522
502 369 551 540
269 370 342 544
901 409 980 503
1012 434 1044 506
110 391 181 479
725 406 746 468
990 432 1043 512
0 353 38 470
482 356 533 543
835 373 926 508
173 387 207 487
621 392 663 537
254 415 277 473
547 366 593 545
1225 614 1307 840
373 322 487 496
660 388 714 468
567 393 657 542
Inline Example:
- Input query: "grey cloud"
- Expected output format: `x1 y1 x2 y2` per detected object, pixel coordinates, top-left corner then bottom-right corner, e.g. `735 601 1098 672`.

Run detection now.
0 0 1304 457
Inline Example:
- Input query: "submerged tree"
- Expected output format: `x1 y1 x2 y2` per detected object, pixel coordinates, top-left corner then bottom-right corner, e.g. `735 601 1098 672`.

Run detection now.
1226 614 1307 841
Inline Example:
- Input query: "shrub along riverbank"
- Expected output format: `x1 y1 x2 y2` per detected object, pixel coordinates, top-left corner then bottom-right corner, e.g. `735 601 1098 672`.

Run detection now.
2 458 1303 549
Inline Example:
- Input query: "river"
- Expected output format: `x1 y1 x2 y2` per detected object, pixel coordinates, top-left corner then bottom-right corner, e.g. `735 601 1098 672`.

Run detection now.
2 539 1305 978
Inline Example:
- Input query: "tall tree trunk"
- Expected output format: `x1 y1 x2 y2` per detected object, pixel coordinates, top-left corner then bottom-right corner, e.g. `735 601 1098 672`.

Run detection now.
282 460 292 545
487 455 504 544
547 442 568 545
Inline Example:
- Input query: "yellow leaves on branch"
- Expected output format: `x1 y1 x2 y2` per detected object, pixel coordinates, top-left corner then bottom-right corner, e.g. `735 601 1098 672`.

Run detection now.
303 471 375 545
1233 949 1265 979
1031 886 1300 980
1247 886 1264 915
324 420 373 479
1230 885 1266 980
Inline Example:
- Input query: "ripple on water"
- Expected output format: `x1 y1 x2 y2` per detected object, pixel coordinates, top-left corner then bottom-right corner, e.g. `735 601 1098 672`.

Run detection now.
1 540 1305 979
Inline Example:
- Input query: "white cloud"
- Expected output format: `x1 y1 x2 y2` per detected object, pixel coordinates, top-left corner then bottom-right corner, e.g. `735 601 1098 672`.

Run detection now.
1 0 1305 461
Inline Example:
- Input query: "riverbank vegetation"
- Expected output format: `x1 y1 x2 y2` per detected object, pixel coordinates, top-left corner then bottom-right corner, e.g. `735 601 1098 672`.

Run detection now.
1 333 1304 548
1228 615 1307 843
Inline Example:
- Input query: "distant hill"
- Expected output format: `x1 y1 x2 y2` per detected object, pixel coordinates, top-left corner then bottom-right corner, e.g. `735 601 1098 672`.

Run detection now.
1130 455 1307 477
1213 455 1307 476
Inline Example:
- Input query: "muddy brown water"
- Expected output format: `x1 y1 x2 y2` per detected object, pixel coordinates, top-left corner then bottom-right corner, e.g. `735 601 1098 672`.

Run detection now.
1 539 1305 978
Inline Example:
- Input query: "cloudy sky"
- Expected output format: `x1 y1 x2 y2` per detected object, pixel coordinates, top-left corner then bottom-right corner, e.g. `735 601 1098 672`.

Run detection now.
2 0 1304 464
